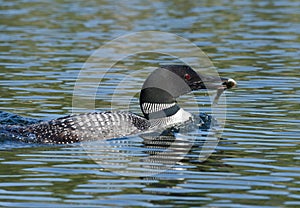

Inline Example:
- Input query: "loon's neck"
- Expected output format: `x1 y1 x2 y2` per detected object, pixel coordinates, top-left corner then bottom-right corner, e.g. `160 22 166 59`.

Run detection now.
139 86 193 128
141 102 179 120
140 102 193 128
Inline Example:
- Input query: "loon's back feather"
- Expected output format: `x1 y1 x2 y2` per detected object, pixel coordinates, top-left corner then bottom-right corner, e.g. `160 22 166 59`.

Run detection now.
3 112 151 144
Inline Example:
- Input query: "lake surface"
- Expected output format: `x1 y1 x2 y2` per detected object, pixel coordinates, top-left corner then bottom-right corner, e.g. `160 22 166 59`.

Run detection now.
0 0 300 207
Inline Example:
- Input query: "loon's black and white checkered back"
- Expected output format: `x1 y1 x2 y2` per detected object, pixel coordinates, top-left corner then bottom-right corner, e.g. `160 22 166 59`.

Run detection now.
22 112 150 144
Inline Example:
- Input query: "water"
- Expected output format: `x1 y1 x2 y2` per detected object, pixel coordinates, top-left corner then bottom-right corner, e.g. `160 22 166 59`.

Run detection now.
1 0 300 207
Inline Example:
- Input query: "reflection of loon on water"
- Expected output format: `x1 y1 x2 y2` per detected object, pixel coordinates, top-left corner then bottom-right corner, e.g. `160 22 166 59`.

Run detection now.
0 65 236 144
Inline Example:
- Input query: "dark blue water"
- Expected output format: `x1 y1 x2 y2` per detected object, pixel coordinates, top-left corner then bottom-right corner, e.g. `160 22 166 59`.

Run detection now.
0 0 299 207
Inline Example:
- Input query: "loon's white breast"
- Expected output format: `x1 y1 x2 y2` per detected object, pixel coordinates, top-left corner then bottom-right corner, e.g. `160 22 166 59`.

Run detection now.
148 108 193 129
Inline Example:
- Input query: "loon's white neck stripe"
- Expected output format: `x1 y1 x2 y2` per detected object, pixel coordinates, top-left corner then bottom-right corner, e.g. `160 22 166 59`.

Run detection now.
142 102 176 114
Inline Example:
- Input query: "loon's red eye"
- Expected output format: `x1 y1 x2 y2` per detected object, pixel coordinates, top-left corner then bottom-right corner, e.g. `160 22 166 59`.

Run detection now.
184 73 191 80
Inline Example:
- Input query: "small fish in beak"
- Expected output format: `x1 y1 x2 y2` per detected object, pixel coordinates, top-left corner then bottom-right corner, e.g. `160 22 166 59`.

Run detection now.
214 78 237 104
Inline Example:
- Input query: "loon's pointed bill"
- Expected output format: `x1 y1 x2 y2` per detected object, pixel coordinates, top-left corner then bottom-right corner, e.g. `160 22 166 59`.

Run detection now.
159 65 236 90
158 65 237 104
193 74 237 104
154 65 236 92
186 72 237 91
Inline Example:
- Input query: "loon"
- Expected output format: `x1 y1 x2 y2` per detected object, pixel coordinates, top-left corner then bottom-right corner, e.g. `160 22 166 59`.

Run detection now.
0 65 236 144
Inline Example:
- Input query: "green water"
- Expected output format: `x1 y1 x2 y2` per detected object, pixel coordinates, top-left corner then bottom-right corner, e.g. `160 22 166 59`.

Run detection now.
0 0 300 207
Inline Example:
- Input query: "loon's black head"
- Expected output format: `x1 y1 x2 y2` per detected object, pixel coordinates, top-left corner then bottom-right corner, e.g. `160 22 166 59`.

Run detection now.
140 65 236 119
